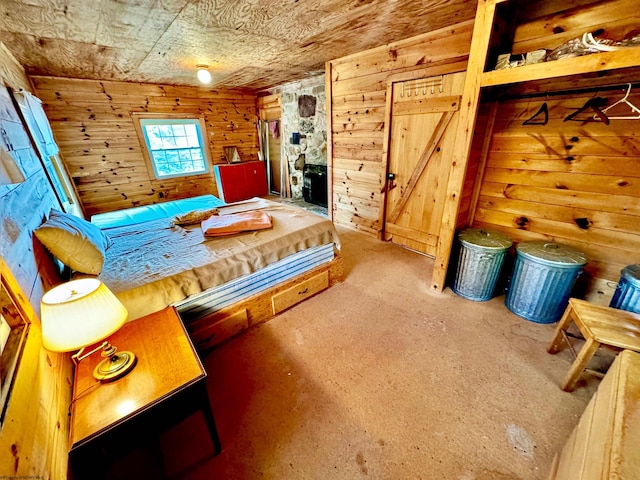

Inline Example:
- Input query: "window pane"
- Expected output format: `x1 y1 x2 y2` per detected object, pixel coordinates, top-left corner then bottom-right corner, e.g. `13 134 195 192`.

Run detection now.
171 124 186 137
158 125 173 136
161 136 177 149
193 159 205 170
165 150 180 163
145 125 160 137
157 163 172 176
149 136 164 150
152 150 166 162
151 151 169 176
188 135 199 148
179 151 191 171
175 136 188 148
144 126 163 149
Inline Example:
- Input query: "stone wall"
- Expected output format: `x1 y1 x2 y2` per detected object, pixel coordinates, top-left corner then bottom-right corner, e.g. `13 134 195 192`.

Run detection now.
279 75 326 199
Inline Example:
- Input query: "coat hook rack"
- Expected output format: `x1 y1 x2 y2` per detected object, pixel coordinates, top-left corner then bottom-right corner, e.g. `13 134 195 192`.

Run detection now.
400 75 443 98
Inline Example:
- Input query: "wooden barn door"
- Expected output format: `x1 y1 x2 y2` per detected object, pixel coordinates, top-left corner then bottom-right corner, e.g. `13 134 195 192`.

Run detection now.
383 72 465 256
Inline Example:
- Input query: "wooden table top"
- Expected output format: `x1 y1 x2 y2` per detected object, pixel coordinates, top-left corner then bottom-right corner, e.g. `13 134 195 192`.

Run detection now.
570 298 640 350
69 307 205 450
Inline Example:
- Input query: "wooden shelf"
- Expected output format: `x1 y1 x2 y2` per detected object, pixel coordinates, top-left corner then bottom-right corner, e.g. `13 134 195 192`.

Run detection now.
481 46 640 88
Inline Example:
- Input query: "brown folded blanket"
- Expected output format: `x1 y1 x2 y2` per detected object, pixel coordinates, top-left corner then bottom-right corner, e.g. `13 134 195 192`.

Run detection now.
201 211 272 236
173 207 220 226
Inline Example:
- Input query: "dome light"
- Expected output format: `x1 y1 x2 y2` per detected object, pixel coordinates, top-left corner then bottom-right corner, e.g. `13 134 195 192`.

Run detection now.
196 64 212 84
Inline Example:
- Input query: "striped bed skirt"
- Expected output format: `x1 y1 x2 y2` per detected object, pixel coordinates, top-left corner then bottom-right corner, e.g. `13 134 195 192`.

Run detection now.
174 243 336 323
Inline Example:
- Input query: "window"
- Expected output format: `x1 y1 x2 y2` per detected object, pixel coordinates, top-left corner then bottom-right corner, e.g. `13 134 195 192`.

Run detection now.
136 117 210 179
13 90 83 216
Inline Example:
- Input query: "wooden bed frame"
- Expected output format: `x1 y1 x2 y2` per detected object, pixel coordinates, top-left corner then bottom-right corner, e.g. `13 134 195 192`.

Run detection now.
37 240 343 353
34 199 343 353
184 253 343 352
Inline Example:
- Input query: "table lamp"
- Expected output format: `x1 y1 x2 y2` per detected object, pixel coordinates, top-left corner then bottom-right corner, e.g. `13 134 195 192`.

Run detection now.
41 278 136 382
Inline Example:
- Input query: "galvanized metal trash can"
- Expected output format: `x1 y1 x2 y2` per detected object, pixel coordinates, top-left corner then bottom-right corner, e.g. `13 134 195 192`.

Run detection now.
451 228 512 301
505 242 586 323
609 264 640 313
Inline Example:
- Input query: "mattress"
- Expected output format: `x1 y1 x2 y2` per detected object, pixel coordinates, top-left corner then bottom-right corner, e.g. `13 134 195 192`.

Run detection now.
98 198 340 320
91 194 227 228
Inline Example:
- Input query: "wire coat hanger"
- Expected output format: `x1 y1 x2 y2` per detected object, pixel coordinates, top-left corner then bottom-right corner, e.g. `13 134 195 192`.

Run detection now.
594 83 640 120
523 102 549 125
564 97 609 125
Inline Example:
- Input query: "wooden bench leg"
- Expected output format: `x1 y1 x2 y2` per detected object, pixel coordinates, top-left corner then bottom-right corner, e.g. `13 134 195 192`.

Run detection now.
547 304 575 354
561 337 600 392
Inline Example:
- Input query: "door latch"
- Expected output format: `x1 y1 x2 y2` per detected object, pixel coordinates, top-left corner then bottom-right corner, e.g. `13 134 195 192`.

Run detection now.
387 172 396 181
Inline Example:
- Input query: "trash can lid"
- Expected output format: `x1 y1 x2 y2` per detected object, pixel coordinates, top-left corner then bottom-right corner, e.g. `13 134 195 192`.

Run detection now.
621 264 640 285
458 228 512 250
516 241 587 266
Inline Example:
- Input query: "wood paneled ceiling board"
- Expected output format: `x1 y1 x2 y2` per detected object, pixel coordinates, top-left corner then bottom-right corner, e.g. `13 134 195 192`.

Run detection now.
0 0 477 90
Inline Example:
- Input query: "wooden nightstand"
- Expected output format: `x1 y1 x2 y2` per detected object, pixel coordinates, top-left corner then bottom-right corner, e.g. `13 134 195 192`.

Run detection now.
69 306 221 478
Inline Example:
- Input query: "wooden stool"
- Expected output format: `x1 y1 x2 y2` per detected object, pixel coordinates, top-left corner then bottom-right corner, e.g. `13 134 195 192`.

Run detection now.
547 298 640 392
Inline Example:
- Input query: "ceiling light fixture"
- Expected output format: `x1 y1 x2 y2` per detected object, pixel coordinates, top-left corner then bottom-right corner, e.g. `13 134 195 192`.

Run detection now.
196 64 212 84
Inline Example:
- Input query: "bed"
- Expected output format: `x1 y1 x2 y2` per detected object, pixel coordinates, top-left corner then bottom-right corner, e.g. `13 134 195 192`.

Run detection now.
37 195 343 351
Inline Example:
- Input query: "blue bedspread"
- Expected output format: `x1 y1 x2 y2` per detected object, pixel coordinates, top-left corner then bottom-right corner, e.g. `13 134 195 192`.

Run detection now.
91 194 227 229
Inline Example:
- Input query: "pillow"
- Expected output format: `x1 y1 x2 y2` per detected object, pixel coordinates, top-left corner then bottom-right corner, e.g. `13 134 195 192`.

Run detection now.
34 210 109 274
173 207 219 226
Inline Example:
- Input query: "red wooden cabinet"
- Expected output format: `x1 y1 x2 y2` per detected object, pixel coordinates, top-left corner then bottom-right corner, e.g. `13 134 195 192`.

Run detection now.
214 161 268 203
244 162 269 199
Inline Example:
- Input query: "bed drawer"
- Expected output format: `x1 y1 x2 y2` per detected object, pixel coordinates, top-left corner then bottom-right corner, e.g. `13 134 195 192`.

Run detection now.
189 308 249 351
272 271 329 315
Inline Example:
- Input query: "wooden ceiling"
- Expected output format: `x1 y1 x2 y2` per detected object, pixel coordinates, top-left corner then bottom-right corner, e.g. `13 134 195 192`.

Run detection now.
0 0 477 90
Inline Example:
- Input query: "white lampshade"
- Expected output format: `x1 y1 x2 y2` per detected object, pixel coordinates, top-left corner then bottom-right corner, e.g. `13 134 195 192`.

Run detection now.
41 278 128 352
196 65 212 84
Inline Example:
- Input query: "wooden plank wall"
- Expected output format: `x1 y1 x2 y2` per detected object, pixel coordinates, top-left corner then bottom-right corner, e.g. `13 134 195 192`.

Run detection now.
459 102 493 228
510 0 639 55
0 42 72 480
257 93 281 121
471 88 640 282
31 76 259 216
327 20 473 236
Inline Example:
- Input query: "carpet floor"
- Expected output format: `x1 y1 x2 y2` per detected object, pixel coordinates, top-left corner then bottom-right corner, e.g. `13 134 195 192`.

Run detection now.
119 226 605 479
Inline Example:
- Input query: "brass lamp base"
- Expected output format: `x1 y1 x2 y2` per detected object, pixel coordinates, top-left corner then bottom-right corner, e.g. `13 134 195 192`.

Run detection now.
93 351 137 382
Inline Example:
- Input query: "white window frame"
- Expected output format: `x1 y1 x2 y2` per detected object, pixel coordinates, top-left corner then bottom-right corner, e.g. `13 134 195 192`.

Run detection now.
132 114 211 180
12 90 84 217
